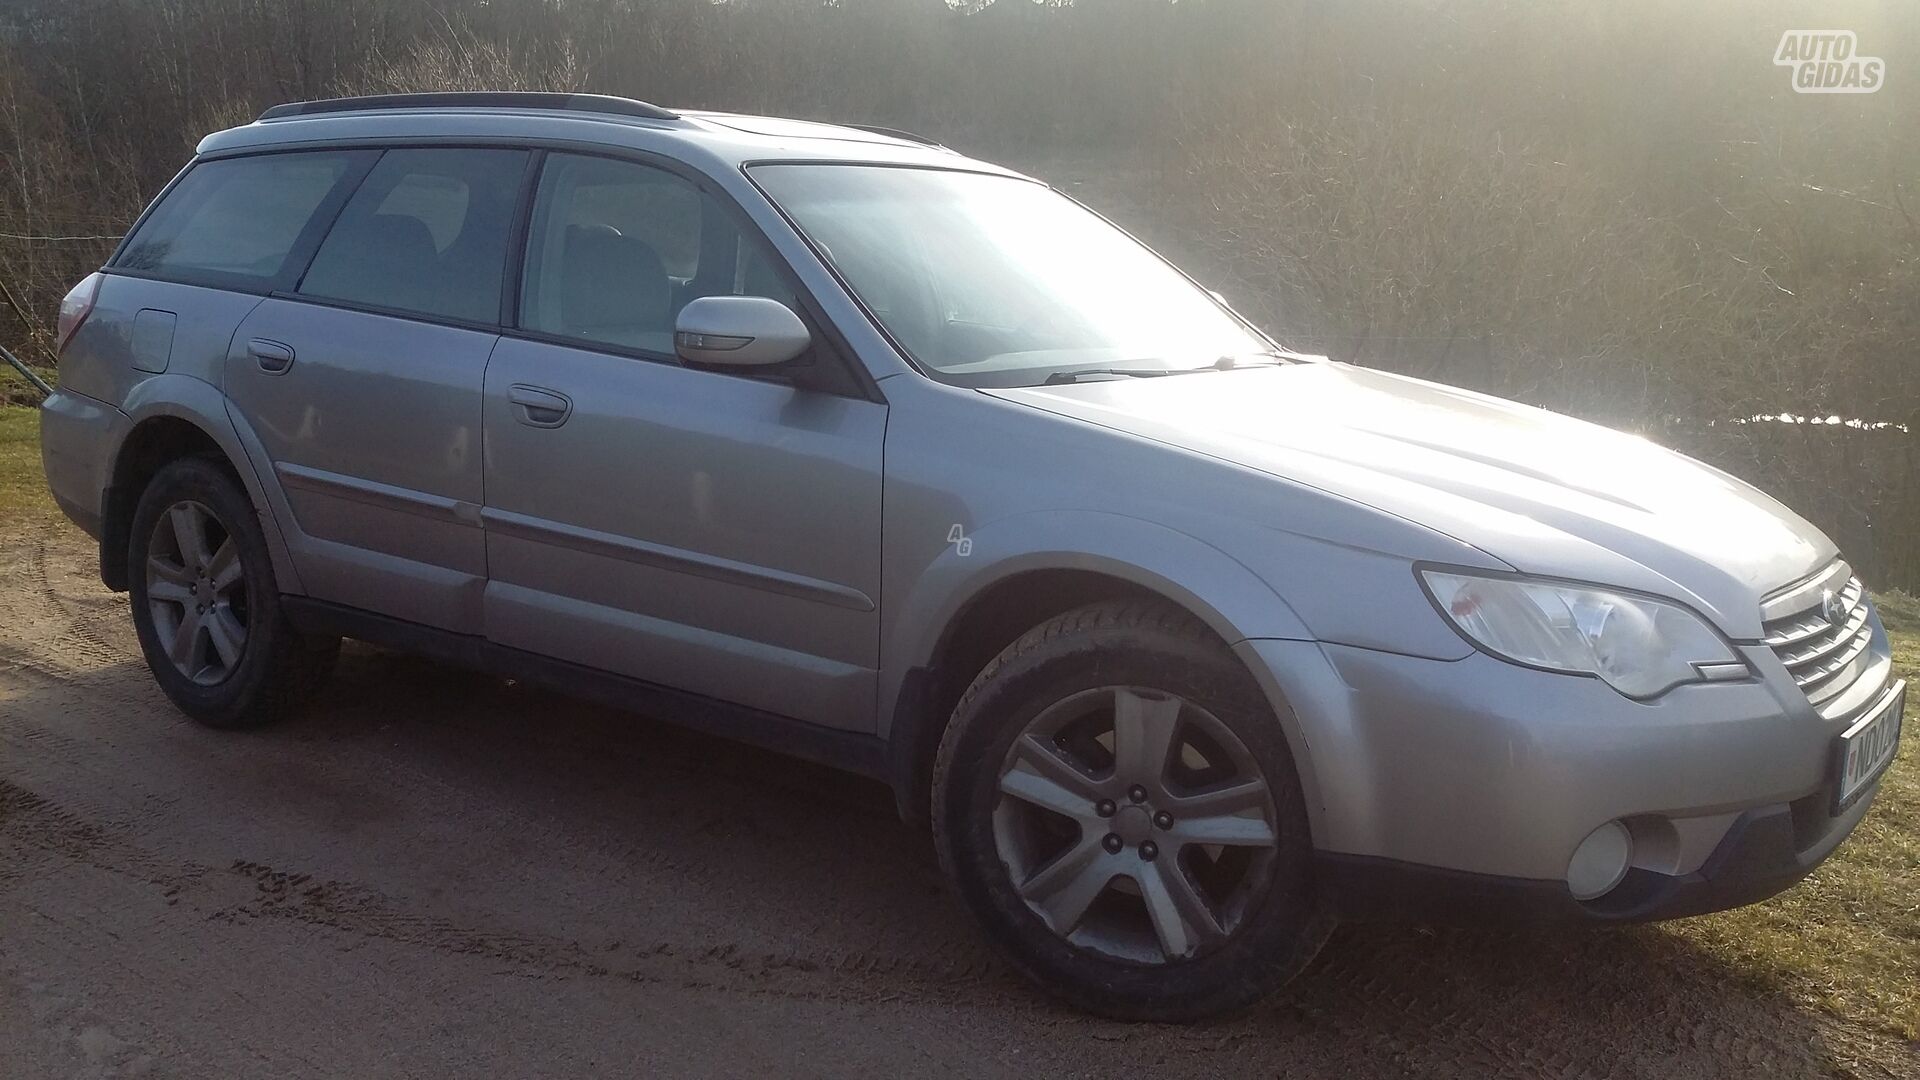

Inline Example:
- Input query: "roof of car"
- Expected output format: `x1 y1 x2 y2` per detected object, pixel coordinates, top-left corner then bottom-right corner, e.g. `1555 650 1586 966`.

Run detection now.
197 93 1020 179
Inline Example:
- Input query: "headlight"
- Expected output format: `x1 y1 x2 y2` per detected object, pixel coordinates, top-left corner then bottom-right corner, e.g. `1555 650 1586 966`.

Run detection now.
1420 569 1742 699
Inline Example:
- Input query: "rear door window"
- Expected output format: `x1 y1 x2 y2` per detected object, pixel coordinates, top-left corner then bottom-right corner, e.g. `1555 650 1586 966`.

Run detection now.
299 148 529 325
116 152 359 287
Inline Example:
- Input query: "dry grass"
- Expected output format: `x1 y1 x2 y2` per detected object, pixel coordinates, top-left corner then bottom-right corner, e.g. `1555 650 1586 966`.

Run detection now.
1875 590 1920 638
0 401 1913 1040
0 404 52 520
1667 624 1920 1043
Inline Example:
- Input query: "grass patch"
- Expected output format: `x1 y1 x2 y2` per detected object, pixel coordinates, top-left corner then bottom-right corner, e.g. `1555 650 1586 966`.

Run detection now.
1 360 57 409
1664 627 1920 1042
1874 588 1920 636
0 405 53 522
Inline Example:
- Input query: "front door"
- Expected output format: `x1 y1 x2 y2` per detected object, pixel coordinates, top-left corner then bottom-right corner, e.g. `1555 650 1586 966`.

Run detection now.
481 152 886 731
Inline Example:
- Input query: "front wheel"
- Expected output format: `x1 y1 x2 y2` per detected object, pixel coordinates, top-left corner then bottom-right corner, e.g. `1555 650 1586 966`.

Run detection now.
932 600 1329 1021
127 456 338 729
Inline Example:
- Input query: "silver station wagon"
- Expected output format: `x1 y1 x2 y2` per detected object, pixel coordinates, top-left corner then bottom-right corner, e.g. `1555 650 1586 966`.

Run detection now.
39 93 1903 1020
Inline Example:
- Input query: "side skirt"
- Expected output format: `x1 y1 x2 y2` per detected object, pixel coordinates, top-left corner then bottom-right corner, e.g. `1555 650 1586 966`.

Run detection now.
281 596 889 781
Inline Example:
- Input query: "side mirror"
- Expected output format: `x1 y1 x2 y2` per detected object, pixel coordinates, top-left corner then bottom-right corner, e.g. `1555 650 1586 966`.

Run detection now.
674 296 811 368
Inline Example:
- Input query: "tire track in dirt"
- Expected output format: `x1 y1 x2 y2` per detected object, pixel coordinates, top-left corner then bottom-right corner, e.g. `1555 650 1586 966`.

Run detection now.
16 518 136 669
1 773 1005 1008
0 656 190 855
0 779 207 900
214 857 1005 1004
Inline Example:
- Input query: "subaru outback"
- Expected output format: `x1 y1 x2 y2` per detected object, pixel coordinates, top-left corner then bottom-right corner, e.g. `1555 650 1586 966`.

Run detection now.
39 93 1903 1020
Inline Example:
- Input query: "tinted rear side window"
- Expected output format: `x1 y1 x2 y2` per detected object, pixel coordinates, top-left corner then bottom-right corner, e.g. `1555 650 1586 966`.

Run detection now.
299 148 529 324
117 152 356 285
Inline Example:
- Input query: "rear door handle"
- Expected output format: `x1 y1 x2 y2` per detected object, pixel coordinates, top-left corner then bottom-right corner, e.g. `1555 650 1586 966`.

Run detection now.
508 384 573 428
247 338 294 375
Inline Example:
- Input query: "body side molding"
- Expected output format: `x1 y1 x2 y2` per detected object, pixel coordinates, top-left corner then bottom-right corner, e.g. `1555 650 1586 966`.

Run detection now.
481 505 876 612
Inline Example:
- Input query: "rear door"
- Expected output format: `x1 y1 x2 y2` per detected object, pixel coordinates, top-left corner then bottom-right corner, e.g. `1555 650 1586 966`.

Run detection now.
83 150 370 423
481 152 887 730
225 147 531 633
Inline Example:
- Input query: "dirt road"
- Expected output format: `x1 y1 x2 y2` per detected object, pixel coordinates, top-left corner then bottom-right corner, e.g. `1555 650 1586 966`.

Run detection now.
1 514 1912 1079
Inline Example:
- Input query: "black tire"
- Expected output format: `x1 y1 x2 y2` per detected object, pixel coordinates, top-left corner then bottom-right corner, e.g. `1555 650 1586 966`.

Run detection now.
932 599 1329 1021
126 456 338 729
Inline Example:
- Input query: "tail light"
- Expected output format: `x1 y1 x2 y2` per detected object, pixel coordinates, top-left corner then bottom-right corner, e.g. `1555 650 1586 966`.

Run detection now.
55 272 103 355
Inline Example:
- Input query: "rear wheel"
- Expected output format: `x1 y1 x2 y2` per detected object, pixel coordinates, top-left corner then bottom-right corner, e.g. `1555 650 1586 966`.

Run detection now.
127 457 337 728
933 600 1328 1021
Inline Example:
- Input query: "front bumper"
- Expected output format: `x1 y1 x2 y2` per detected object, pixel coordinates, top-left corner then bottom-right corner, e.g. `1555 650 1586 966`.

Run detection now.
1315 778 1881 924
1234 624 1898 922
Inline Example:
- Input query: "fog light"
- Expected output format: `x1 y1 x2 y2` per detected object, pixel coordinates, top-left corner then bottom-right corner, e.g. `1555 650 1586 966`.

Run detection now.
1567 820 1633 900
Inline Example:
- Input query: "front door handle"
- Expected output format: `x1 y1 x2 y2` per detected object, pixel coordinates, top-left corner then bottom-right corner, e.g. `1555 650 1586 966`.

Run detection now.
508 384 573 428
247 338 294 375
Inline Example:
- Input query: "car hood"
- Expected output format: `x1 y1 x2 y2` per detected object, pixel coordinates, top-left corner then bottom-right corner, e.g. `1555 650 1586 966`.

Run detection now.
985 361 1834 640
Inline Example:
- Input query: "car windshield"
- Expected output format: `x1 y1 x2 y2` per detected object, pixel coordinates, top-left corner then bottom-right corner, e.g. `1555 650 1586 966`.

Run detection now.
750 164 1272 387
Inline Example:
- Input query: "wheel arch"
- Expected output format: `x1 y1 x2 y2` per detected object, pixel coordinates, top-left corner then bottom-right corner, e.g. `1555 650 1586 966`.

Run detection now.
101 378 301 595
880 512 1322 833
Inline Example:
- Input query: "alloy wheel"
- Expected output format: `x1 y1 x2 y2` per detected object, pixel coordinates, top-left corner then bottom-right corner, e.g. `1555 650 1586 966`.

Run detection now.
992 686 1278 964
145 500 250 686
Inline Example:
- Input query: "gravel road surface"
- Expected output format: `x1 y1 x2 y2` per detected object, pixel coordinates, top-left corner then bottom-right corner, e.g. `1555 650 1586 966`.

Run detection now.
2 515 1911 1078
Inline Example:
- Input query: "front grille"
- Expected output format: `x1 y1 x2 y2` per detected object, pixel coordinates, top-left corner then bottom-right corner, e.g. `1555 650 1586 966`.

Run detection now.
1761 565 1876 708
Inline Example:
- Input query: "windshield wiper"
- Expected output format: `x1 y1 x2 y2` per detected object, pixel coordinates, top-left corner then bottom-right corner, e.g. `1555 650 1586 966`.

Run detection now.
1041 354 1284 385
1042 367 1184 385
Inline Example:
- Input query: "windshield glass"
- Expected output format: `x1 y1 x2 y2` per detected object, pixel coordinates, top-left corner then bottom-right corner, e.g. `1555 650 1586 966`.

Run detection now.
750 164 1271 387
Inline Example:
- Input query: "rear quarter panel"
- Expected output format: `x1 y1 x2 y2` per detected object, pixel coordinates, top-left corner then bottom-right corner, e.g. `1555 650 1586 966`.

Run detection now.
59 274 265 407
39 388 127 536
53 272 306 595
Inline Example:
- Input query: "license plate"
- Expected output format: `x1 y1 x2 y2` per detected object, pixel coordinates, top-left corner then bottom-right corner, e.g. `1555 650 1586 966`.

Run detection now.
1835 680 1904 812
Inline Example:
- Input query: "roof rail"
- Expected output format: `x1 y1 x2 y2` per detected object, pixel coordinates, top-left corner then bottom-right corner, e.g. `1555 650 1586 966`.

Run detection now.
843 123 946 149
258 92 679 123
